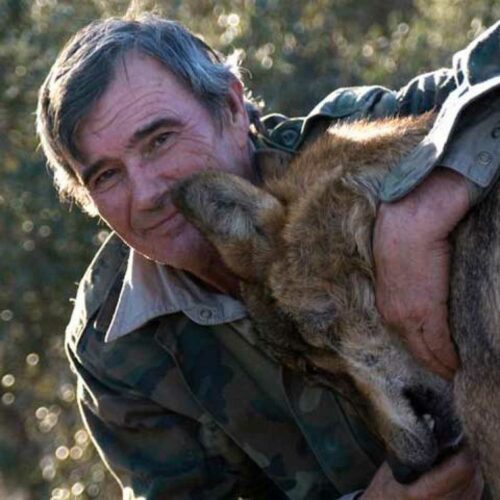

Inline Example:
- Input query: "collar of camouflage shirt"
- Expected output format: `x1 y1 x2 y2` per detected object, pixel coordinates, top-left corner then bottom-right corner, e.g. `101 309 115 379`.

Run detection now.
104 249 248 342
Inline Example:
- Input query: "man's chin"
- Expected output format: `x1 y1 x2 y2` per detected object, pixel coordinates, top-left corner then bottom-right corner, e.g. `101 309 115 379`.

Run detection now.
136 225 212 271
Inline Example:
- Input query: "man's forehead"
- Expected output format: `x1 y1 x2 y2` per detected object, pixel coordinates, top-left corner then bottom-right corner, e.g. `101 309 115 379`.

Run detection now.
85 55 174 120
113 50 171 88
76 57 187 142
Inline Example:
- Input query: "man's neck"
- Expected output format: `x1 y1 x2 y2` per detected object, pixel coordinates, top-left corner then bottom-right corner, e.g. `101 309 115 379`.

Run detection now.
185 246 241 298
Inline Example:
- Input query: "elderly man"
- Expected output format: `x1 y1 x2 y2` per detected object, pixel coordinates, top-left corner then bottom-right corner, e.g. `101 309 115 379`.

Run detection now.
37 14 500 499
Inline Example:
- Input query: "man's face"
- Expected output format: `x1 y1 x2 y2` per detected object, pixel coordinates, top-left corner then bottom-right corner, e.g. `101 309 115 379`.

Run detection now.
74 51 252 269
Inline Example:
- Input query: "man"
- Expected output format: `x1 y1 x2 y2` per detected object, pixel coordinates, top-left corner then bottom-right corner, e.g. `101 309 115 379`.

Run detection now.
37 14 500 499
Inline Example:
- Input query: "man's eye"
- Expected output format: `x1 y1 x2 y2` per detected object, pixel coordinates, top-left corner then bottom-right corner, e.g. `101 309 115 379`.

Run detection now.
151 132 171 150
93 169 117 189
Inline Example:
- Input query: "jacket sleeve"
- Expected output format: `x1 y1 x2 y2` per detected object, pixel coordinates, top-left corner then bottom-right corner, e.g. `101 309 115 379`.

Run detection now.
67 328 282 500
299 22 500 205
395 67 457 117
295 68 457 151
380 21 500 204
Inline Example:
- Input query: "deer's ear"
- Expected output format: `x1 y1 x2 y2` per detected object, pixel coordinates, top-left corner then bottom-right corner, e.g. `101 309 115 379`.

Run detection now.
171 170 284 281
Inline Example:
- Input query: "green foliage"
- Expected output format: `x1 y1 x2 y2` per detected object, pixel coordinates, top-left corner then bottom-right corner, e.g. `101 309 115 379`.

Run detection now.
0 0 494 497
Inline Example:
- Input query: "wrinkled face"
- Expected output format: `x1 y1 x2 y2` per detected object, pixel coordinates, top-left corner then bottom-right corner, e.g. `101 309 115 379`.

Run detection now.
73 51 252 269
171 169 462 484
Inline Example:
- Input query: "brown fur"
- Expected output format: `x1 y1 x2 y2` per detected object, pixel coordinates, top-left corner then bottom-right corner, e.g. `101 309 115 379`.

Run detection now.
172 113 500 493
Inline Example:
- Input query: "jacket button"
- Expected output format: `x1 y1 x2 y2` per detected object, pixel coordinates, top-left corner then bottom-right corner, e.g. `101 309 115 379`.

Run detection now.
281 129 298 147
478 151 493 165
199 308 213 320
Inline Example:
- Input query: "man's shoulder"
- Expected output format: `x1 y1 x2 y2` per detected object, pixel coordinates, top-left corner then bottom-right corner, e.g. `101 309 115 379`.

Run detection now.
62 234 182 400
65 232 129 354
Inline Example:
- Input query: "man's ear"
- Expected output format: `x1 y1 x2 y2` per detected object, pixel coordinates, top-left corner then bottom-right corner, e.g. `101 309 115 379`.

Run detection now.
171 170 284 281
225 79 250 149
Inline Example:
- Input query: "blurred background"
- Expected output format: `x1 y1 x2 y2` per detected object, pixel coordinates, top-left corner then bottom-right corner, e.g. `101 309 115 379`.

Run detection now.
0 0 498 498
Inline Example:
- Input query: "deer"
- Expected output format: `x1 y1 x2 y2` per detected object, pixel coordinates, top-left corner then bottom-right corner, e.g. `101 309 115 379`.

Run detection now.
171 112 500 496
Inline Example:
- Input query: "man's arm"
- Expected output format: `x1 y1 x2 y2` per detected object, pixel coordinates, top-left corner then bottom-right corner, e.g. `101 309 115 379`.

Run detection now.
72 353 280 499
374 22 500 378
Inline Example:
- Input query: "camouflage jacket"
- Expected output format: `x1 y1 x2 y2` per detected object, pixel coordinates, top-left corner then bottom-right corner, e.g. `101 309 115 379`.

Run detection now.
65 23 500 500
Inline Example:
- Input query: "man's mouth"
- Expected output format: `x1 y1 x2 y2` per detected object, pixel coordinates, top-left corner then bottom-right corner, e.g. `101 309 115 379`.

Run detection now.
142 211 180 234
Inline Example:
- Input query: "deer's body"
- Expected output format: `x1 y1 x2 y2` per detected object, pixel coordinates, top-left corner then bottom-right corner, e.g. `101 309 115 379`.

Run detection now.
172 113 500 494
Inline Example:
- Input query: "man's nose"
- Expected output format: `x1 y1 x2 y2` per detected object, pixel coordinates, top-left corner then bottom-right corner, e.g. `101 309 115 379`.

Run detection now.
129 164 166 212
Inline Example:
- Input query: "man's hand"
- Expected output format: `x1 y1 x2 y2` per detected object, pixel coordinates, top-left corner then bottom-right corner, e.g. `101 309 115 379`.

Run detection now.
361 447 483 499
373 168 471 379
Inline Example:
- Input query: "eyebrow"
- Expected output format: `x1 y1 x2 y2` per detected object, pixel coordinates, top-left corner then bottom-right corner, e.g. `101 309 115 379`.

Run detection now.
79 117 181 187
127 117 181 149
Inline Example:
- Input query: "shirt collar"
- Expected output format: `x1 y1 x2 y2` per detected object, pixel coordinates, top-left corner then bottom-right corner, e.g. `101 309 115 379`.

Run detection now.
104 249 247 343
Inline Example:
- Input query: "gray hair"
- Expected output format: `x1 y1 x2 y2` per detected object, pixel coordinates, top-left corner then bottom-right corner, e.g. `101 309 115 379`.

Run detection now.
36 14 255 215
